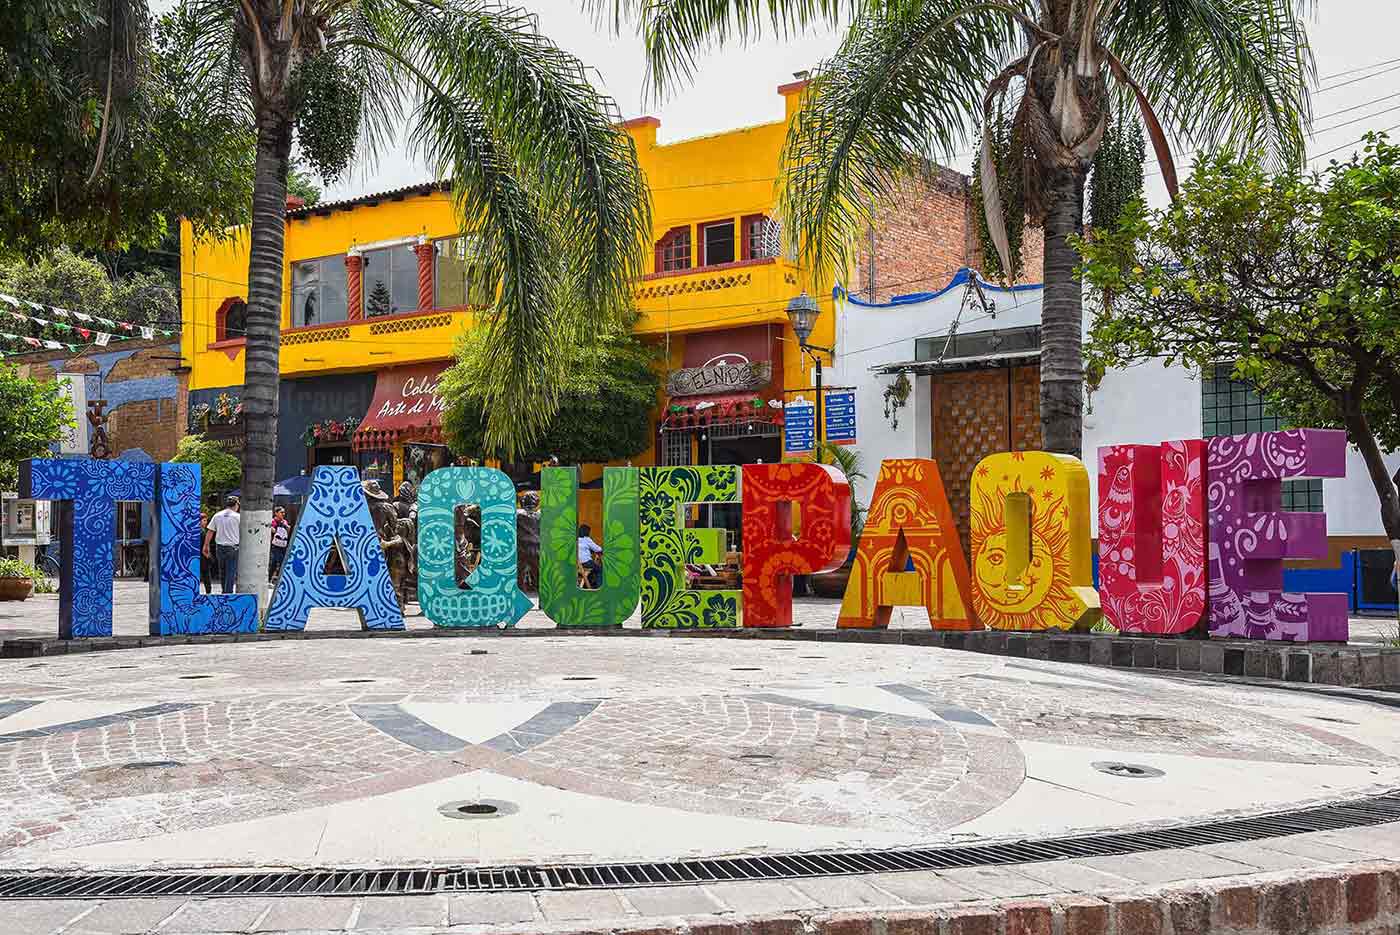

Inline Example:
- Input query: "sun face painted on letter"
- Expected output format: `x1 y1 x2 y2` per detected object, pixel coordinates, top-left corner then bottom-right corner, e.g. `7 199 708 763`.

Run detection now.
969 451 1098 631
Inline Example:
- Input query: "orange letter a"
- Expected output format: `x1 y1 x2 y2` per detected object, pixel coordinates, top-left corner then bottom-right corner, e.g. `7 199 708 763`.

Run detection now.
837 458 977 630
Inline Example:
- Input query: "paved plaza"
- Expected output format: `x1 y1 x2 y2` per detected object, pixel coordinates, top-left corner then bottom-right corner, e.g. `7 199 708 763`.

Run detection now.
2 585 1400 932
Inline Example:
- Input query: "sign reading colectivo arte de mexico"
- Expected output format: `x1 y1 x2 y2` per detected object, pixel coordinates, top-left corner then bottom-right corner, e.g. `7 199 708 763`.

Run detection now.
22 427 1349 642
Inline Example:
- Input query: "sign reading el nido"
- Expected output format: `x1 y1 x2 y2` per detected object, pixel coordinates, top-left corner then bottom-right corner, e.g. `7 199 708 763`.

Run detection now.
22 428 1348 642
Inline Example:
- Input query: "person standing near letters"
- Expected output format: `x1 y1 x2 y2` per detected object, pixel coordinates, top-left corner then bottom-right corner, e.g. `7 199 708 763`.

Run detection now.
204 496 241 593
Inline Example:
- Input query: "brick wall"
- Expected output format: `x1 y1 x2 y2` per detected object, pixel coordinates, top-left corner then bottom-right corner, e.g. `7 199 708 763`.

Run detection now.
853 165 1046 303
105 397 180 463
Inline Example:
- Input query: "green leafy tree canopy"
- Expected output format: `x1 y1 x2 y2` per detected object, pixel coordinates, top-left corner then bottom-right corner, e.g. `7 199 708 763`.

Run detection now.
1078 133 1400 556
0 363 74 489
0 246 178 335
441 321 660 465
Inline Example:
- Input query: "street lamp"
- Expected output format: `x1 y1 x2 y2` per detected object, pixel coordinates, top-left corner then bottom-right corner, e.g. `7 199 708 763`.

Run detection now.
786 292 833 461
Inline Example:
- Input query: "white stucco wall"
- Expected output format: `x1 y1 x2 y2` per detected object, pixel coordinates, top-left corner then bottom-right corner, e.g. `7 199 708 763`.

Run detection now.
832 270 1398 541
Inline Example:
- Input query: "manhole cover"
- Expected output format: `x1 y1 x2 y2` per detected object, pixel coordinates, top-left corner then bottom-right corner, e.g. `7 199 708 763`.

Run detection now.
562 676 596 682
437 799 518 820
120 761 182 771
1092 761 1165 779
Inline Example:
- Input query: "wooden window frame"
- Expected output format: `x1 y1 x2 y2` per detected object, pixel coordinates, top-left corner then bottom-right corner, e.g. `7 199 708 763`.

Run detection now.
697 218 737 267
741 214 770 261
655 226 692 273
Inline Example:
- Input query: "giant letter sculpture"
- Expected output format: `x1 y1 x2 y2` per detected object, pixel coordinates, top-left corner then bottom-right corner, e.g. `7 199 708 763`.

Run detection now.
265 466 404 631
21 457 155 638
970 452 1100 631
417 466 532 627
639 466 740 628
149 463 258 635
539 466 639 628
1206 429 1348 641
742 463 851 628
1097 441 1207 635
837 458 975 630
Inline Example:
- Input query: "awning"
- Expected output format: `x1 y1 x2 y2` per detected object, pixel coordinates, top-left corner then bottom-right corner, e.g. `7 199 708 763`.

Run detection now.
873 348 1040 375
352 361 451 451
661 392 783 430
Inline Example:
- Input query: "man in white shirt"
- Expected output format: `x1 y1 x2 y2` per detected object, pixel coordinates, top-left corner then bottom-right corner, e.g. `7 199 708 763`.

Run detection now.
204 496 241 593
577 524 602 589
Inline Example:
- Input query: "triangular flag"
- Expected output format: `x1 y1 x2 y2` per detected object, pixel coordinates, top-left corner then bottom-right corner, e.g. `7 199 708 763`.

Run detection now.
53 322 71 333
50 307 69 319
77 328 90 339
24 301 44 312
23 337 40 348
95 317 116 328
32 317 49 328
72 311 92 323
95 332 111 346
139 325 154 340
42 340 62 350
66 344 79 353
0 294 18 307
119 321 134 332
7 312 24 323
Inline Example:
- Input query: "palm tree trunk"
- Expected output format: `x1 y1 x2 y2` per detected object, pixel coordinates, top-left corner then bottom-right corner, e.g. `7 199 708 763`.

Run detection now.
1040 168 1087 458
237 106 292 611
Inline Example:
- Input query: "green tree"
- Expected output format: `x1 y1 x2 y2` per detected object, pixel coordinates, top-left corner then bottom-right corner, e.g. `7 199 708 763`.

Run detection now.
0 5 254 256
0 363 74 489
600 0 1313 458
441 324 660 465
172 433 243 503
287 160 322 207
1078 134 1400 568
179 0 649 602
366 280 392 318
0 246 178 338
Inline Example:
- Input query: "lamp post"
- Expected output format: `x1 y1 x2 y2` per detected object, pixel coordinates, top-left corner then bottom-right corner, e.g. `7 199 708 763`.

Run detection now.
786 292 833 461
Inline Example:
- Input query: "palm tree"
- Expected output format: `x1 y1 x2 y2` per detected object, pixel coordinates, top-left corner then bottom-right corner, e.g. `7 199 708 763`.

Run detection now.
598 0 1312 456
185 0 650 605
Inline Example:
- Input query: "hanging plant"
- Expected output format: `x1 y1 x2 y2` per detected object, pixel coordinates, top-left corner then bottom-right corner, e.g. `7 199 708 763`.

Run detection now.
882 372 911 430
302 416 361 446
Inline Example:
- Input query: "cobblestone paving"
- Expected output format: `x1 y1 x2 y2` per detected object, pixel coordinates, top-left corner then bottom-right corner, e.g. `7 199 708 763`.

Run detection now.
0 584 1397 870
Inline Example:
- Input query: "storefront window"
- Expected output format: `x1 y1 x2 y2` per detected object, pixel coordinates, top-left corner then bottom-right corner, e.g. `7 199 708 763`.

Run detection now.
403 443 452 488
360 449 394 488
363 243 420 317
291 255 348 327
435 236 494 307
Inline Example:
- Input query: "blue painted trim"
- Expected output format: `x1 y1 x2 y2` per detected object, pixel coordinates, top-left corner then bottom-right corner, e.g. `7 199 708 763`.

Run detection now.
834 268 1043 308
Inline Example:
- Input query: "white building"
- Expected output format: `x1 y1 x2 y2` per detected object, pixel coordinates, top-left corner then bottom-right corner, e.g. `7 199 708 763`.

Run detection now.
827 269 1399 608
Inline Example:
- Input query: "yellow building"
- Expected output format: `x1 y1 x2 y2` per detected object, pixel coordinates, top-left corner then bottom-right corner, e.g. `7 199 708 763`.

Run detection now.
180 81 835 525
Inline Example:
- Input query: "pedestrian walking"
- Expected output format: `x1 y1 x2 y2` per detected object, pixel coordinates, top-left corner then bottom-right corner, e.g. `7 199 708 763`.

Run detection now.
199 508 214 594
269 506 291 579
204 495 241 593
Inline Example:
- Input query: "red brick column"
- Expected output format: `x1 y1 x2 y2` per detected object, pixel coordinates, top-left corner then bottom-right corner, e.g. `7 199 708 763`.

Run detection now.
345 254 364 321
413 240 435 312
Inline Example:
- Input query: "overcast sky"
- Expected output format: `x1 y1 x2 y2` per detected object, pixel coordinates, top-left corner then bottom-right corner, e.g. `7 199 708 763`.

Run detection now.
156 1 1400 205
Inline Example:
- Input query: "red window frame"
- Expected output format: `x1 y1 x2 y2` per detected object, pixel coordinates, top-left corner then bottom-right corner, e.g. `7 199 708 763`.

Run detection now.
214 296 247 343
697 219 736 267
741 214 773 261
655 226 692 273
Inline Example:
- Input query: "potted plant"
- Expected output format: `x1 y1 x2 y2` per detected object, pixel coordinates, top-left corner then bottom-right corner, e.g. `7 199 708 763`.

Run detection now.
0 558 36 601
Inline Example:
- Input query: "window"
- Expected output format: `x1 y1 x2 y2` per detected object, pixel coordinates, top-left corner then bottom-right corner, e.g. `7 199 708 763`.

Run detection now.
662 430 692 466
216 297 247 341
434 236 494 307
655 226 691 273
742 214 779 260
291 255 348 327
362 243 420 317
1201 364 1324 512
700 220 735 266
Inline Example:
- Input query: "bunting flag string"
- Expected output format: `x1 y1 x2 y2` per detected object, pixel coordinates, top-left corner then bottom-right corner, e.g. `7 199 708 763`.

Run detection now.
0 291 175 346
0 290 175 357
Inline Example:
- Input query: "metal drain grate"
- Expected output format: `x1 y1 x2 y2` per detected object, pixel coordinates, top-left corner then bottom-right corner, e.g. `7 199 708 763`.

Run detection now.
3 790 1399 900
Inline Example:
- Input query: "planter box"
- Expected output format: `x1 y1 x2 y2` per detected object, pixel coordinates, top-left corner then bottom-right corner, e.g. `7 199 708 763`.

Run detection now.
0 577 34 601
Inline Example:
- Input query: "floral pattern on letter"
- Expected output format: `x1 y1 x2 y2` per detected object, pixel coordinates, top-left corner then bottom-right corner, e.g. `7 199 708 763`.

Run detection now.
742 462 850 628
538 467 639 628
639 466 740 628
1205 429 1348 641
1096 441 1206 635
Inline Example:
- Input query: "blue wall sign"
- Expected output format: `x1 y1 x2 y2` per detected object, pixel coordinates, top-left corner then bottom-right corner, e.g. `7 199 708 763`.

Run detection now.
824 391 857 445
784 401 815 454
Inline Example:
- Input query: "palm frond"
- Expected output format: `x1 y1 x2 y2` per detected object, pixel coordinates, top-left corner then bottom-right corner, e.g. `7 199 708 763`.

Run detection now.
587 0 859 97
1102 0 1314 168
779 0 1014 290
